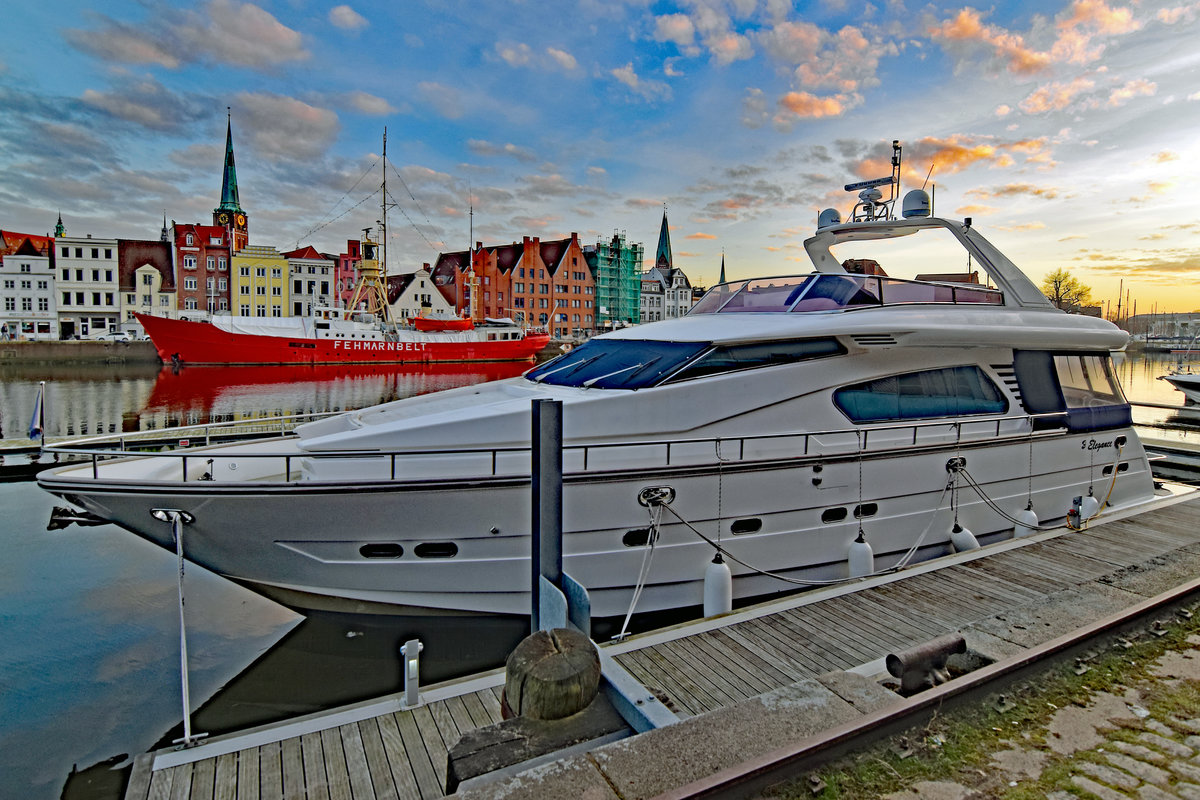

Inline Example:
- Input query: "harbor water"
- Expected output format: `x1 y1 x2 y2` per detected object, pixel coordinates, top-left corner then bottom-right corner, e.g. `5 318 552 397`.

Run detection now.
0 351 1197 798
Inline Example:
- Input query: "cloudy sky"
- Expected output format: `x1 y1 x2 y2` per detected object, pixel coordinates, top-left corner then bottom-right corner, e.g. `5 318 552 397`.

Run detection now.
2 0 1198 313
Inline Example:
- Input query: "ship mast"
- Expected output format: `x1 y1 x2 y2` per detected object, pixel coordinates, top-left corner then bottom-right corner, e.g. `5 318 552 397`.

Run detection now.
345 129 394 324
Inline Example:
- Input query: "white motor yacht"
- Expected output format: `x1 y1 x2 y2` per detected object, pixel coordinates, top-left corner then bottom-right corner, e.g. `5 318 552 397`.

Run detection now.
38 149 1159 618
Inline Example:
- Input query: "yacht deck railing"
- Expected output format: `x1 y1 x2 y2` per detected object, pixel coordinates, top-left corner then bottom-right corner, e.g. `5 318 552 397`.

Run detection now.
42 411 1073 485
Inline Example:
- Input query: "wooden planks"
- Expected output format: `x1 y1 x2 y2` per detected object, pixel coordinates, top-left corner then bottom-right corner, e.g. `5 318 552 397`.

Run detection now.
130 496 1200 800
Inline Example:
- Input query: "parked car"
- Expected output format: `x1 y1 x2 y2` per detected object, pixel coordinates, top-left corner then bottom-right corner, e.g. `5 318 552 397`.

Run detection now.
89 330 134 342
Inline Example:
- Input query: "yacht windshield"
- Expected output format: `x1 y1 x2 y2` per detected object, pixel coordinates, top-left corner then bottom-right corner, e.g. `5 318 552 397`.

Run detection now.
526 339 709 389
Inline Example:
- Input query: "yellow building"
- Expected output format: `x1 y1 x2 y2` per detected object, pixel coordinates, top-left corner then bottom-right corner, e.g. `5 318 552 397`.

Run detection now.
232 245 289 317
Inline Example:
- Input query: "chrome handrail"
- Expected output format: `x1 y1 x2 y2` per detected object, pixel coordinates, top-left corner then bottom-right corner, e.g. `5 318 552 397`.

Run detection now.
44 411 1073 484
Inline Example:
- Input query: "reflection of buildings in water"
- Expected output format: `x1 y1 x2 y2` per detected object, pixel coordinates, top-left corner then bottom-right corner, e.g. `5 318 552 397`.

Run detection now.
0 363 160 439
142 362 532 427
0 362 531 440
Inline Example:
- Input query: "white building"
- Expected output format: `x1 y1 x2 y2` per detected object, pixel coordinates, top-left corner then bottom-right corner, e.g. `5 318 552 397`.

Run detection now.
56 234 120 338
284 246 336 316
388 267 455 320
0 247 57 340
639 264 694 322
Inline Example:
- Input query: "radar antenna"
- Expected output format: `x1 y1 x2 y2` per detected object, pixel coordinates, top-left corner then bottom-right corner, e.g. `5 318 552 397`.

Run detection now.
844 140 903 222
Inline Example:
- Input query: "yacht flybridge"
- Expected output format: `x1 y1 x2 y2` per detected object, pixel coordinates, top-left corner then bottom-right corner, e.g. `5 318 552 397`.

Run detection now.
38 142 1160 618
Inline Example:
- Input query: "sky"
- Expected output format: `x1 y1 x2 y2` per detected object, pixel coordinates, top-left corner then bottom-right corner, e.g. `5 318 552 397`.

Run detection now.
2 1 1199 315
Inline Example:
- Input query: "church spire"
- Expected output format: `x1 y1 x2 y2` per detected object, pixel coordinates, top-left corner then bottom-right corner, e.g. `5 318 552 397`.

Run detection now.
215 108 242 214
654 206 672 271
54 212 65 238
718 252 726 284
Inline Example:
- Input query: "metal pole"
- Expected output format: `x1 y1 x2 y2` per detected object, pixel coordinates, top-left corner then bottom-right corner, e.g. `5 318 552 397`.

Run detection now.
530 399 563 632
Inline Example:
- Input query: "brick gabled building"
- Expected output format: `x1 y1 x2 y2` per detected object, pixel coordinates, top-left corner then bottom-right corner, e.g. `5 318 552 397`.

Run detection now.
430 233 595 337
172 223 231 318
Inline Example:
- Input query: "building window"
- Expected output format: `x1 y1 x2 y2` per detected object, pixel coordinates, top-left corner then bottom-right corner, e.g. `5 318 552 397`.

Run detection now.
4 298 14 311
105 293 114 306
219 299 228 310
255 305 266 317
38 298 49 312
91 248 98 258
240 304 250 315
271 305 281 317
207 256 216 270
185 298 198 310
184 256 197 270
240 286 249 295
184 277 197 290
271 268 282 278
105 249 112 259
75 248 82 258
256 267 266 277
218 257 227 271
218 278 226 290
186 234 194 246
240 267 250 276
61 246 68 257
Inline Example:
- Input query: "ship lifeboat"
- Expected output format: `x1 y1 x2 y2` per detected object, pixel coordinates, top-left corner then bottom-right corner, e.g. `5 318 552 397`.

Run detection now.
413 315 474 332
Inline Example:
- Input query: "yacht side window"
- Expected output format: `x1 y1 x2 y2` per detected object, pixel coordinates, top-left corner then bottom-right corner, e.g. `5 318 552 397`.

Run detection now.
834 366 1008 423
662 338 844 384
1053 355 1125 407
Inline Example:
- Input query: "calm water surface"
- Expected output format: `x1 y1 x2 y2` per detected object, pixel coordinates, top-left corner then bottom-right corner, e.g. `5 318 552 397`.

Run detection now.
1 351 1198 798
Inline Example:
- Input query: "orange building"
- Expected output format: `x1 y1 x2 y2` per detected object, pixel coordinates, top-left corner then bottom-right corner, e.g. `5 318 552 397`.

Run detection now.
431 233 595 338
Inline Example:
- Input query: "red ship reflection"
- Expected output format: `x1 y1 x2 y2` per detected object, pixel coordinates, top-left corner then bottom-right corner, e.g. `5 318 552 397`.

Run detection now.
144 362 532 424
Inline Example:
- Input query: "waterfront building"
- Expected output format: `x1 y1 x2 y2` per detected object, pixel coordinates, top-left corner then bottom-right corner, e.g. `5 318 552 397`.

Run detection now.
639 211 695 322
432 234 594 337
55 232 120 338
283 246 336 317
584 232 642 330
172 223 232 319
232 245 288 318
334 239 362 308
386 266 454 320
117 239 176 335
0 237 57 340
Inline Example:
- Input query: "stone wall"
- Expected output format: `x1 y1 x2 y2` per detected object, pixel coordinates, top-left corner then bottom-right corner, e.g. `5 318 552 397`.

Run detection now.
0 340 160 364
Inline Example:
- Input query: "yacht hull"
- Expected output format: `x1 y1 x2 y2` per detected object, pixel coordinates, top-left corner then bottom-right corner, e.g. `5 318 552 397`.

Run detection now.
39 426 1154 618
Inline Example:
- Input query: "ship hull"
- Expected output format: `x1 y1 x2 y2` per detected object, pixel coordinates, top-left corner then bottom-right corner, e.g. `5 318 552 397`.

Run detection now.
136 313 550 365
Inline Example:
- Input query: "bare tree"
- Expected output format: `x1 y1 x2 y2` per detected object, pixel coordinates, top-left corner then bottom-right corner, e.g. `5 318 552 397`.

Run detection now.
1040 268 1093 311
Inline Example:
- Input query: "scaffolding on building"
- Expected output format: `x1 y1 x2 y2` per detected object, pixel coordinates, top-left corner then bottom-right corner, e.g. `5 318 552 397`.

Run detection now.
592 231 642 329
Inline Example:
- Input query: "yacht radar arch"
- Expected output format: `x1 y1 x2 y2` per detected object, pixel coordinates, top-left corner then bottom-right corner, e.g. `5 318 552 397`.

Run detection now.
806 139 1054 310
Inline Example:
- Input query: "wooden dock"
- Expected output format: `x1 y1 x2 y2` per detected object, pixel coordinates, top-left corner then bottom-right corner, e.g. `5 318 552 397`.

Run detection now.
125 488 1200 800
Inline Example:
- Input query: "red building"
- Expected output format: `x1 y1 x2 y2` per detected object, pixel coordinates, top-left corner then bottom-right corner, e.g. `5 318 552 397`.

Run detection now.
172 223 231 318
431 234 595 337
334 238 362 308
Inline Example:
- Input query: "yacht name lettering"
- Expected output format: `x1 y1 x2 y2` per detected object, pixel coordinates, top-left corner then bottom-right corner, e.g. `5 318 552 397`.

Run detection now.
1081 438 1115 451
332 340 425 352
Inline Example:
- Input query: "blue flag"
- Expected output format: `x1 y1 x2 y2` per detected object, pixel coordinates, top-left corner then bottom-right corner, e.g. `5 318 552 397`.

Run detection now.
29 383 44 440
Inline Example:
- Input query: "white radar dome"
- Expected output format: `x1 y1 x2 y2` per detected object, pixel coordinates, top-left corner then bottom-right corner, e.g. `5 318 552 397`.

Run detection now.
902 189 931 218
817 208 841 229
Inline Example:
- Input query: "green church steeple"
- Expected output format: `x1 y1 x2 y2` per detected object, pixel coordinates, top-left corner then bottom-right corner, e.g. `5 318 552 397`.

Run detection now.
215 109 242 215
654 207 672 270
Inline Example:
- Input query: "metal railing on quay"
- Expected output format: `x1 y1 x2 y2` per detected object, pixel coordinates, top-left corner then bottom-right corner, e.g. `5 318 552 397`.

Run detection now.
44 411 1072 485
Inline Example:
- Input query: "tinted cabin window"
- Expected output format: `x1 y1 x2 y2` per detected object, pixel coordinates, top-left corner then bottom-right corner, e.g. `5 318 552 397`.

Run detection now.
834 366 1007 423
525 339 707 389
664 338 844 384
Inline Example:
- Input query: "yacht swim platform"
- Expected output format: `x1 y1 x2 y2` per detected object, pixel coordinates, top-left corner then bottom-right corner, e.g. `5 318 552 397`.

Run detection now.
124 483 1200 800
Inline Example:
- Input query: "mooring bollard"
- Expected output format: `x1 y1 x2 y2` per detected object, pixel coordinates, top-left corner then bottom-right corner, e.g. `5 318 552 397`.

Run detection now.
400 638 423 708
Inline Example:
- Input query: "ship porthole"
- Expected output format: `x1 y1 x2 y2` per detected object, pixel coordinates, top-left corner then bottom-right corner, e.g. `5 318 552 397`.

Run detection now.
359 543 404 559
414 542 459 559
